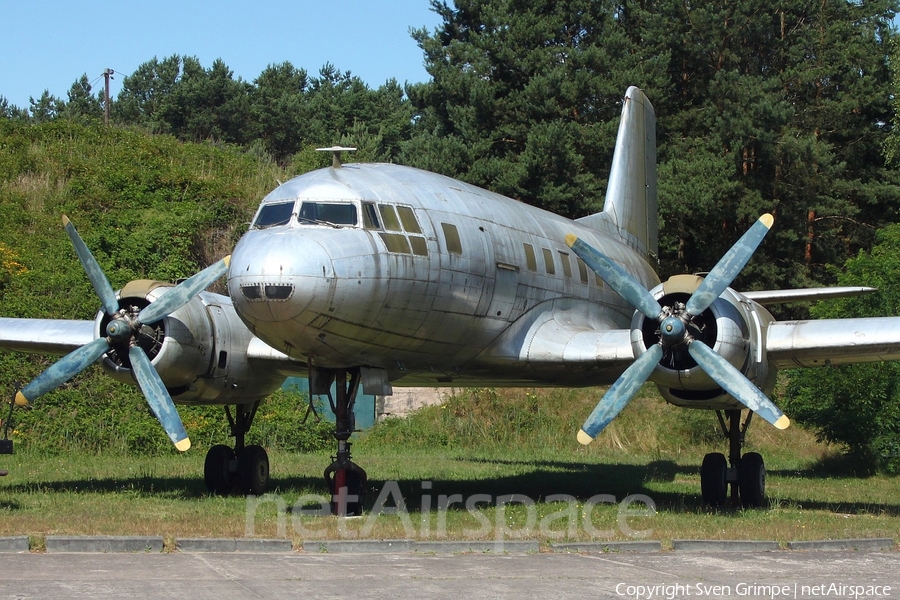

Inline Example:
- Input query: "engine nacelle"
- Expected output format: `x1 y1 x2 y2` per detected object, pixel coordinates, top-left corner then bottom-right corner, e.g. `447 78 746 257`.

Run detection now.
96 280 286 405
631 275 777 410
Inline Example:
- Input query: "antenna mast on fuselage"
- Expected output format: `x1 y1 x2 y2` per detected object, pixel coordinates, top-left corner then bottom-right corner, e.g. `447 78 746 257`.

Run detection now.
316 146 357 169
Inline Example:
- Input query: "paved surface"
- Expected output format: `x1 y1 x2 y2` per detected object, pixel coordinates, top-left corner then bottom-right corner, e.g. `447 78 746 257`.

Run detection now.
0 550 897 599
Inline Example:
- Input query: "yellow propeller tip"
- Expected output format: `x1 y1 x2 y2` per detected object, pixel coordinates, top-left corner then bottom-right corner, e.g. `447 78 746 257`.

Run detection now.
175 438 192 452
576 429 594 445
760 213 774 228
565 234 578 247
223 255 231 268
62 215 70 227
774 415 790 430
14 391 28 407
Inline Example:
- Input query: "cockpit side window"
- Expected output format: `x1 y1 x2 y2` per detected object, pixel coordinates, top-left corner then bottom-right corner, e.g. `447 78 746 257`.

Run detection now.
378 204 403 231
298 202 358 226
396 206 422 234
253 202 295 229
362 203 381 230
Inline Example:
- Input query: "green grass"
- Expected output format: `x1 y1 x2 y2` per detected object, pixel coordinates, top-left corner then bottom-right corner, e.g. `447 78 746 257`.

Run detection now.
0 387 898 550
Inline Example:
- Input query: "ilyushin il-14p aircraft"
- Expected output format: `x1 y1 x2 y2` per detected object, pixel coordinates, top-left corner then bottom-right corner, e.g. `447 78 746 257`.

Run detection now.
3 87 900 514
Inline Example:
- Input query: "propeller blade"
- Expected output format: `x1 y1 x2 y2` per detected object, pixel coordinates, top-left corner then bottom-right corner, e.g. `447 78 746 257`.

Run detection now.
687 340 789 429
138 256 231 324
685 214 774 316
63 216 120 316
128 346 191 451
566 234 663 321
16 337 111 405
578 343 664 444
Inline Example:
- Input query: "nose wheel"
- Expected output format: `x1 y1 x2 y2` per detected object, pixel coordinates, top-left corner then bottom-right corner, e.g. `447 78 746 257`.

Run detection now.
314 367 368 516
699 410 766 508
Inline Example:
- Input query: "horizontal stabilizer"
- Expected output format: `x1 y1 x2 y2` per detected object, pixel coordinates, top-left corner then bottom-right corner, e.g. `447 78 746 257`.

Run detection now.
743 286 876 305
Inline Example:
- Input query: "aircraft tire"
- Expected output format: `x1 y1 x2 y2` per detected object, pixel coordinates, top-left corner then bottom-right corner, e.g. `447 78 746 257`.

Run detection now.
204 444 235 495
238 444 269 496
738 452 766 508
330 468 364 516
700 452 728 507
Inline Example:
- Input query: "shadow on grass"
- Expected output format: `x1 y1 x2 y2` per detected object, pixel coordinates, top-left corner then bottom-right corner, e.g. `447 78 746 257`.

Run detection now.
771 452 881 478
0 474 323 500
2 454 898 518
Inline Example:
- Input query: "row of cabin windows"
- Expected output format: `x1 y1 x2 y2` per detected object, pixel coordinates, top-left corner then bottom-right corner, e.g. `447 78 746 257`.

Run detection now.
524 242 602 287
253 201 602 286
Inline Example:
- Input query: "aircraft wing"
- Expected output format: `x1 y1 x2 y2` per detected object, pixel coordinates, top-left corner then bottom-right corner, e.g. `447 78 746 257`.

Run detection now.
0 318 95 356
766 317 900 368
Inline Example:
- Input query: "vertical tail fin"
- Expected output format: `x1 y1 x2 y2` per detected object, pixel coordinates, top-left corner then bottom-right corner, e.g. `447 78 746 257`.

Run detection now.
576 86 658 266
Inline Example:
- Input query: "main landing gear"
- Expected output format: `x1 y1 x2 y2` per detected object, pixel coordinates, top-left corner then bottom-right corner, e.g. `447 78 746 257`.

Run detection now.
204 400 270 496
699 409 766 508
315 367 367 516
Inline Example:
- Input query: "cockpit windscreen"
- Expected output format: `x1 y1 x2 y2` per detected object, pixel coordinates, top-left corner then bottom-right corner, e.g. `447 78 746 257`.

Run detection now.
298 202 358 226
253 202 294 229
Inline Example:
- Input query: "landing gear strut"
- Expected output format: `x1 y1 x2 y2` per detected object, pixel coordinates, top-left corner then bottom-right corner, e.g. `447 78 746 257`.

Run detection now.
317 368 367 516
203 400 270 496
700 409 766 508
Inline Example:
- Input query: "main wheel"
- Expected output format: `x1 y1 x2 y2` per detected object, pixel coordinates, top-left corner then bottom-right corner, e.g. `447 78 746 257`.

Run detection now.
204 444 235 495
700 452 728 507
738 452 766 508
237 444 270 496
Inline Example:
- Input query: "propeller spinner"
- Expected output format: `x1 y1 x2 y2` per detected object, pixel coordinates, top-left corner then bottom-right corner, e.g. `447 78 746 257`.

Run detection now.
567 213 789 445
14 216 230 451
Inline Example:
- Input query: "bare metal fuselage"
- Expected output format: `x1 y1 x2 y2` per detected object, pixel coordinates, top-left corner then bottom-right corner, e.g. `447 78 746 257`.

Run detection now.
228 163 659 387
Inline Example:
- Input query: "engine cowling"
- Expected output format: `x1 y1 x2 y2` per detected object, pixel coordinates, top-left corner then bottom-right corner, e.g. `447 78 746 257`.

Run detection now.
631 274 777 410
96 280 285 405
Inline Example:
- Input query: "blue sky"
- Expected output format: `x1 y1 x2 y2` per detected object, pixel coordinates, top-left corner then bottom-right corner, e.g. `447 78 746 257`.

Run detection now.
0 1 444 108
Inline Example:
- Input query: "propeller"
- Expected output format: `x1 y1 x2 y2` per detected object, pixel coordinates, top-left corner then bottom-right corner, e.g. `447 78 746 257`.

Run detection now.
14 216 231 451
566 213 789 444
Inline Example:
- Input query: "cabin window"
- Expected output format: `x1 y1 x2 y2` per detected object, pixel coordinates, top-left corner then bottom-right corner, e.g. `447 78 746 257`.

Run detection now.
378 204 403 231
524 243 537 272
441 223 463 255
362 203 381 229
576 257 589 284
559 250 573 278
298 202 357 226
542 248 555 275
397 206 422 234
253 202 294 229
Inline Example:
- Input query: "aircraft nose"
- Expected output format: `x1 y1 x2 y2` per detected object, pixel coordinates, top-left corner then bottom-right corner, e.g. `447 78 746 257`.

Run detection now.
228 230 333 323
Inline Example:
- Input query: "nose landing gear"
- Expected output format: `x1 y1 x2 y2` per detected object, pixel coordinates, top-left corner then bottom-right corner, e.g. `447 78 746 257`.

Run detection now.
314 367 368 516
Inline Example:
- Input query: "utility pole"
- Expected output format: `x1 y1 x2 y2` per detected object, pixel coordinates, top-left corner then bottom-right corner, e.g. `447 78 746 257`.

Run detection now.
103 68 114 126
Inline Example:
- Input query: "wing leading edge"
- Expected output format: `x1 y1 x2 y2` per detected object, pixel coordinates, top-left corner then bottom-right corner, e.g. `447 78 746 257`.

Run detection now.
0 318 95 356
766 317 900 368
